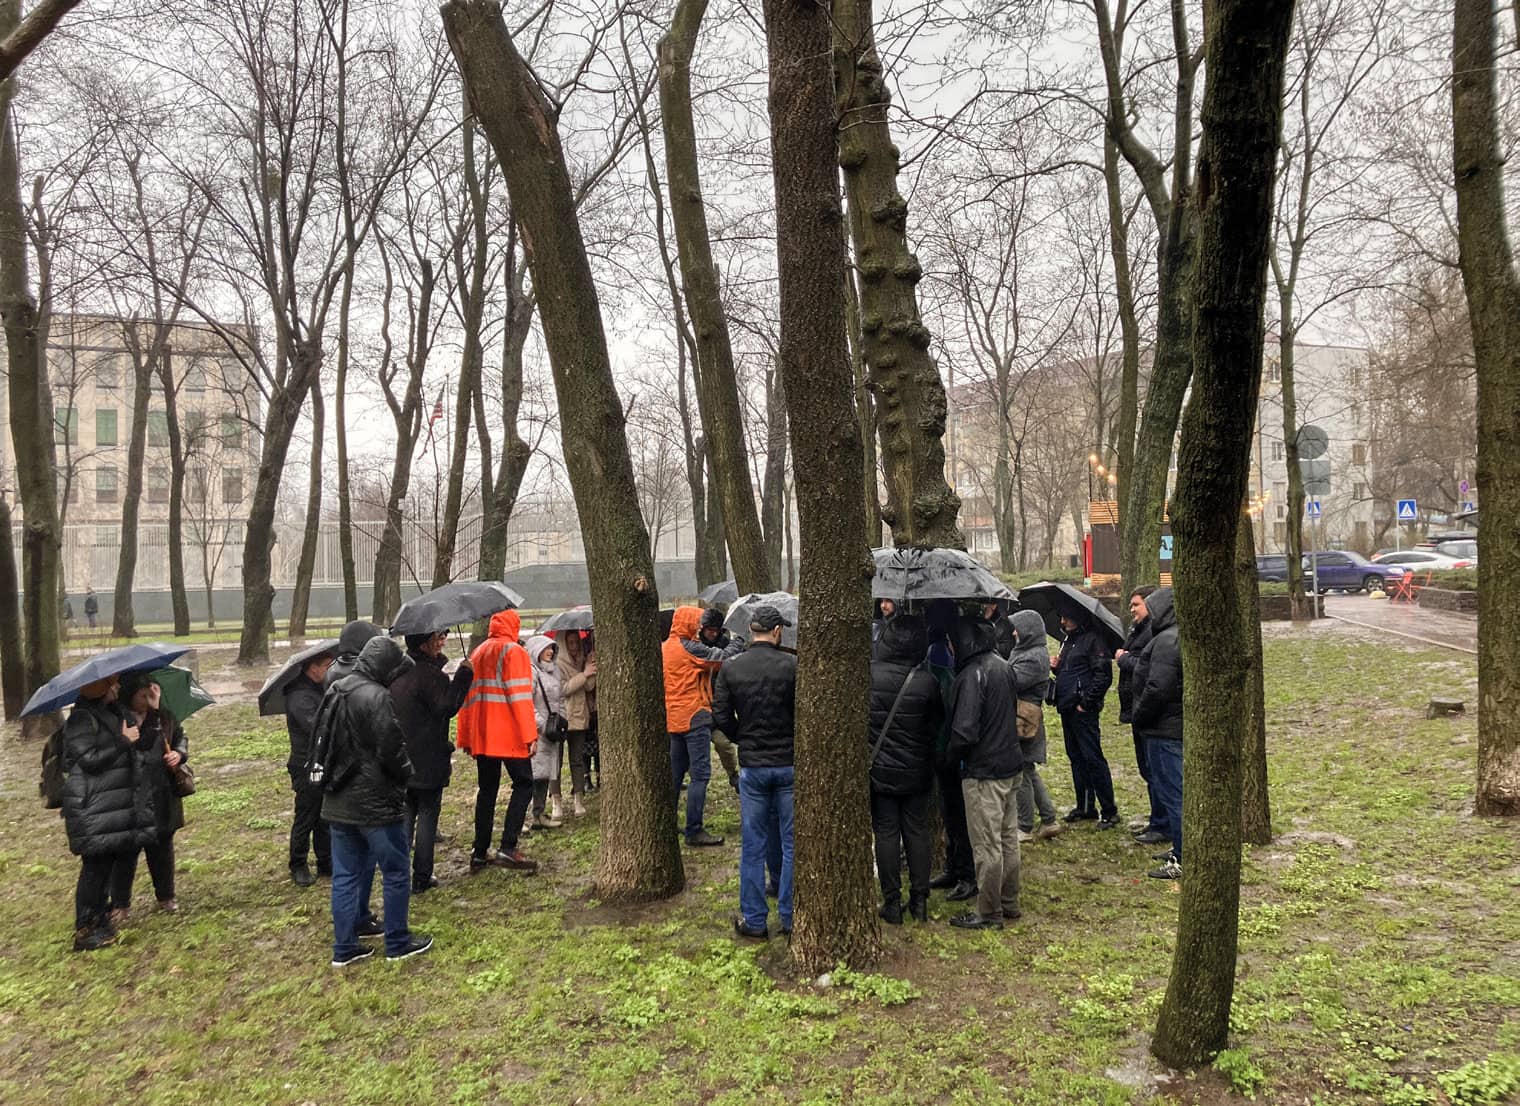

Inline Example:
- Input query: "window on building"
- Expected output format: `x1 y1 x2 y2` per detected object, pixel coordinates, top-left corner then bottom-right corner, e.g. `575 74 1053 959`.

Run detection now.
222 467 243 505
221 413 242 448
92 356 119 391
1273 481 1287 501
1267 361 1282 383
148 410 169 447
186 409 208 442
95 409 118 448
187 468 207 505
1351 442 1367 465
96 466 118 504
1276 504 1285 520
147 468 169 504
54 407 79 446
183 359 206 392
1271 441 1284 461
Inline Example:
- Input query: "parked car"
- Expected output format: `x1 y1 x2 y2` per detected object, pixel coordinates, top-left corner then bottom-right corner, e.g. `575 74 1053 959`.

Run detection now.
1256 554 1291 582
1373 549 1473 570
1303 550 1409 593
1416 536 1478 562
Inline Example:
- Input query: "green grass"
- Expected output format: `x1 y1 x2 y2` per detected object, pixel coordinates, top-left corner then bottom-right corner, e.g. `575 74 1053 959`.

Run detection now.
1 628 1515 1104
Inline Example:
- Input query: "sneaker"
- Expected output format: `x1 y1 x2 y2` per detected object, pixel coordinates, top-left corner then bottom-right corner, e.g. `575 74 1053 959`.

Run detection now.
534 811 563 829
1063 808 1098 823
388 934 434 960
72 924 118 952
356 916 385 938
1152 849 1177 863
949 912 1003 931
732 917 768 940
572 795 587 817
290 864 315 887
1035 822 1067 841
157 898 178 914
686 830 725 847
1149 859 1182 880
1096 815 1122 831
492 849 538 872
1018 830 1035 844
412 876 440 894
108 907 130 930
1132 828 1171 845
331 945 376 968
549 795 564 821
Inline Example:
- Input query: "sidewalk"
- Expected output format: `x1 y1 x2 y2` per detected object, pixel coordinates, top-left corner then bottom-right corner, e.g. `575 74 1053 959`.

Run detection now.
1322 593 1478 654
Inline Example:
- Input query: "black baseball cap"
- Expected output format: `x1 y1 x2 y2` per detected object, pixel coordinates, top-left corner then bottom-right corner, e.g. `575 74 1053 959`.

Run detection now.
749 604 793 631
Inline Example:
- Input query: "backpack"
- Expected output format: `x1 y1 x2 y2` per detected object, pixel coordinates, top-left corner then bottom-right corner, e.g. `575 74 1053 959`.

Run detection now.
40 728 66 809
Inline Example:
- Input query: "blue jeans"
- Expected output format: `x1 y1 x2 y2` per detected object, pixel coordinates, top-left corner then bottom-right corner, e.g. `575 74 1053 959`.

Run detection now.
739 765 794 931
1133 732 1167 831
330 821 413 958
671 724 713 840
1147 738 1184 862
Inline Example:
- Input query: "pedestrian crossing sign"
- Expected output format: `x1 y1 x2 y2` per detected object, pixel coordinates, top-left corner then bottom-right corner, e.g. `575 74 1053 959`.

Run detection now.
1397 499 1417 522
1306 500 1322 520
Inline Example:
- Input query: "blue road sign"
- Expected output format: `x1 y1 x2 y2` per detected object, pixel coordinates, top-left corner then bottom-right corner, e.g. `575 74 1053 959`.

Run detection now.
1397 499 1417 522
1306 500 1322 520
1159 535 1174 559
1463 501 1476 513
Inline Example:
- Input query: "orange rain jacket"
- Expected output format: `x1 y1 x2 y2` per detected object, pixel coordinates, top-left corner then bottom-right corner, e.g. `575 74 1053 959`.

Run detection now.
662 606 743 734
456 609 537 759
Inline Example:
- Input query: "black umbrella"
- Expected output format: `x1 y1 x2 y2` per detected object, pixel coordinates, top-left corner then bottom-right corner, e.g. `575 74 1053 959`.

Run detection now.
724 591 799 652
1015 582 1125 651
540 605 594 634
391 581 525 636
258 640 339 717
22 643 191 718
698 580 739 607
871 546 1014 608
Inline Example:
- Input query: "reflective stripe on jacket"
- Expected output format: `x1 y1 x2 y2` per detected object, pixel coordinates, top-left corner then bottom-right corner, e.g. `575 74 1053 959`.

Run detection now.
457 609 537 760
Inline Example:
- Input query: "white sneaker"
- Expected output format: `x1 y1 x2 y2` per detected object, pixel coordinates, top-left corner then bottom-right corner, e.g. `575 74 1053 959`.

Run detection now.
549 795 564 821
1018 830 1035 844
573 795 587 817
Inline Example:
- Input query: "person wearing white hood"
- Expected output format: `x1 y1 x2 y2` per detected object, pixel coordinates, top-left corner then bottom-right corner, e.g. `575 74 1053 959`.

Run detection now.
527 635 569 829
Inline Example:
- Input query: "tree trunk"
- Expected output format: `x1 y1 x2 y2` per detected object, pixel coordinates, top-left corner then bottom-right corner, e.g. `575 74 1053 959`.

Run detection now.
159 351 190 636
1106 134 1140 538
288 377 325 637
1236 514 1271 845
0 67 59 695
845 259 883 545
832 0 961 550
761 369 788 581
475 287 534 584
762 0 878 973
994 451 1018 573
443 0 682 899
1279 312 1310 618
335 271 359 621
111 336 154 637
0 492 23 717
659 0 773 593
1453 0 1520 817
1152 0 1292 1069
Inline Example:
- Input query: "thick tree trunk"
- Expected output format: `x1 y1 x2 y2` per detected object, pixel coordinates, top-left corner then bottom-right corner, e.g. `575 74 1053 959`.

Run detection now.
1106 135 1140 537
832 0 961 549
1453 0 1520 817
111 339 154 637
845 261 883 545
762 0 878 973
443 0 682 899
1152 0 1292 1069
0 492 22 717
1236 516 1271 844
659 0 773 593
288 377 325 637
994 453 1018 573
159 352 190 636
335 272 359 621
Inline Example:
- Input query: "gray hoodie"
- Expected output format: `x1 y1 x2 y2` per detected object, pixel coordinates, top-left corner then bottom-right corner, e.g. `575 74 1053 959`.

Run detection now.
1009 609 1051 763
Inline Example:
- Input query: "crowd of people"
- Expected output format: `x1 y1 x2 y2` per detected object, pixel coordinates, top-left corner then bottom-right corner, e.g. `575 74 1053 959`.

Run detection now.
56 584 1186 960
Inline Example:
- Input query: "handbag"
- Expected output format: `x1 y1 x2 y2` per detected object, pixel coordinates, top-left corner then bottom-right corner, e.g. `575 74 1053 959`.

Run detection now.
163 722 196 797
1016 698 1043 740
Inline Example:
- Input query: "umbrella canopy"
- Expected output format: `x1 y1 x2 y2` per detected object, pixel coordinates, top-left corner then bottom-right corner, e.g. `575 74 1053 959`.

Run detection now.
257 640 340 717
724 591 799 652
22 642 192 718
391 581 525 636
698 580 739 607
540 606 594 634
1015 582 1125 651
137 666 216 722
871 546 1014 608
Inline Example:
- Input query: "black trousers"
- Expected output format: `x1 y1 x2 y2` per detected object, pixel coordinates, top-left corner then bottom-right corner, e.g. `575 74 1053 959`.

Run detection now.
110 834 176 909
76 851 134 929
290 778 331 871
936 764 976 882
473 755 534 858
872 789 931 904
406 787 443 884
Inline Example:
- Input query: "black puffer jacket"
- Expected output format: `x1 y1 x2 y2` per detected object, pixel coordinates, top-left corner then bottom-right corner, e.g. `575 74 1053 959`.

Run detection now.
315 637 416 826
712 642 797 768
1009 609 1051 763
1053 620 1113 716
1131 588 1183 743
1116 613 1156 724
61 697 156 857
284 673 324 781
868 617 944 795
135 708 189 836
947 617 1023 780
390 649 473 790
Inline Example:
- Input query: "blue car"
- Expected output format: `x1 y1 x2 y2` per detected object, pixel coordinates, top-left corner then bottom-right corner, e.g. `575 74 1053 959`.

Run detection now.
1303 551 1408 594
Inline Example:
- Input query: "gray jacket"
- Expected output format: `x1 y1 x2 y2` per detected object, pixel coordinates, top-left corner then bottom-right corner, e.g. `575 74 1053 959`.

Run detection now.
1008 609 1051 764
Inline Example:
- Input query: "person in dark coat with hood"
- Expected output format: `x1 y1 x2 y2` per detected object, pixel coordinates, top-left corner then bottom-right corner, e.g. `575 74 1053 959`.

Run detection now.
923 600 976 900
390 631 473 893
1053 610 1118 827
867 616 944 924
1116 586 1167 844
946 614 1025 930
285 649 335 886
113 673 191 919
313 637 431 966
61 676 157 951
1008 609 1064 841
1130 587 1183 879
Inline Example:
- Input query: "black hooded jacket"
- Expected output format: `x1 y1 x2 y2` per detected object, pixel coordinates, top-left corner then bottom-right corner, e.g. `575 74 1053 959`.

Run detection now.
947 617 1023 780
1116 612 1156 724
1131 588 1183 743
390 648 473 790
324 620 384 689
867 617 944 795
1053 617 1113 715
284 672 325 779
61 697 157 857
315 637 416 826
712 642 797 768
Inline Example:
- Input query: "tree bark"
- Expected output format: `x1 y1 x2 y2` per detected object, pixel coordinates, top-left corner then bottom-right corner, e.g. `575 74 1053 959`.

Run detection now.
288 377 325 637
1105 134 1141 539
442 0 682 899
0 0 81 82
159 352 190 636
1152 0 1293 1069
762 0 878 973
475 262 534 585
0 492 23 717
659 0 773 593
111 327 154 637
832 0 961 549
845 260 883 545
1236 514 1271 844
761 367 788 582
334 269 359 621
1452 0 1520 817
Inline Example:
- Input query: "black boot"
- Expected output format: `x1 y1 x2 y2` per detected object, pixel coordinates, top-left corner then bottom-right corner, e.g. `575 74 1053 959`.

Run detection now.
879 898 903 925
928 871 958 890
907 894 929 923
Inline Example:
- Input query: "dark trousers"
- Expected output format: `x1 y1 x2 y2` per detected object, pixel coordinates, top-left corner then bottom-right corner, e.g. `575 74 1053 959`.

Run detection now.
871 789 931 904
1147 737 1184 862
936 763 976 882
290 780 331 871
1133 732 1166 831
473 755 534 858
75 851 133 930
1060 709 1116 817
111 834 176 908
564 730 590 796
406 787 443 885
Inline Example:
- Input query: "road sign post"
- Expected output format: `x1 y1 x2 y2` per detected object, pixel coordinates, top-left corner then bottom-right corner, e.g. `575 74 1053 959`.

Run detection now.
1396 498 1417 551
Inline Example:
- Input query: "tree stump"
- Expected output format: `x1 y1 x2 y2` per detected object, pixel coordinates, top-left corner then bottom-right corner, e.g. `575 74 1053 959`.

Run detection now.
1426 697 1466 719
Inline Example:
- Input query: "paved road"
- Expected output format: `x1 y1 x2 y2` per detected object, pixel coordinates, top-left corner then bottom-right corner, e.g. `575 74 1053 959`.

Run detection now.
1322 593 1478 654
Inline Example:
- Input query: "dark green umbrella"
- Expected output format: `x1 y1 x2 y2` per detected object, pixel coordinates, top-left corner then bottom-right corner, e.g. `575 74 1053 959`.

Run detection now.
141 666 217 721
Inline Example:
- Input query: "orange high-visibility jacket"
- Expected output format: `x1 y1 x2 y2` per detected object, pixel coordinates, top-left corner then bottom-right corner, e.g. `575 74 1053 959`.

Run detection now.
457 609 537 759
663 606 726 734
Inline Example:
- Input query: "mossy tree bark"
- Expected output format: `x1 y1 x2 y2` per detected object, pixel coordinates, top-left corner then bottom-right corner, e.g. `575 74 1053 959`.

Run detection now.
1152 0 1293 1069
845 263 883 545
832 0 961 549
442 0 682 899
0 491 23 717
1452 0 1520 817
1235 515 1272 844
762 0 879 973
659 0 772 593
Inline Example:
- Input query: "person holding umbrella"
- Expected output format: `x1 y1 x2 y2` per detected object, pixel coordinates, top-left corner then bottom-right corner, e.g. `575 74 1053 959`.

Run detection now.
111 673 191 920
556 630 596 816
1053 610 1118 828
281 647 336 887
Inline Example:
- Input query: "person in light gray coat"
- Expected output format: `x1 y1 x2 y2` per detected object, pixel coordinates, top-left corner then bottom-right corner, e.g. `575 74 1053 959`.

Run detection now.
527 635 568 828
1009 610 1065 841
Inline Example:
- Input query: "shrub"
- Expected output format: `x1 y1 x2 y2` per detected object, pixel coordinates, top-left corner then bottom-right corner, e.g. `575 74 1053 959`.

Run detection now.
998 568 1086 593
1427 569 1478 592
